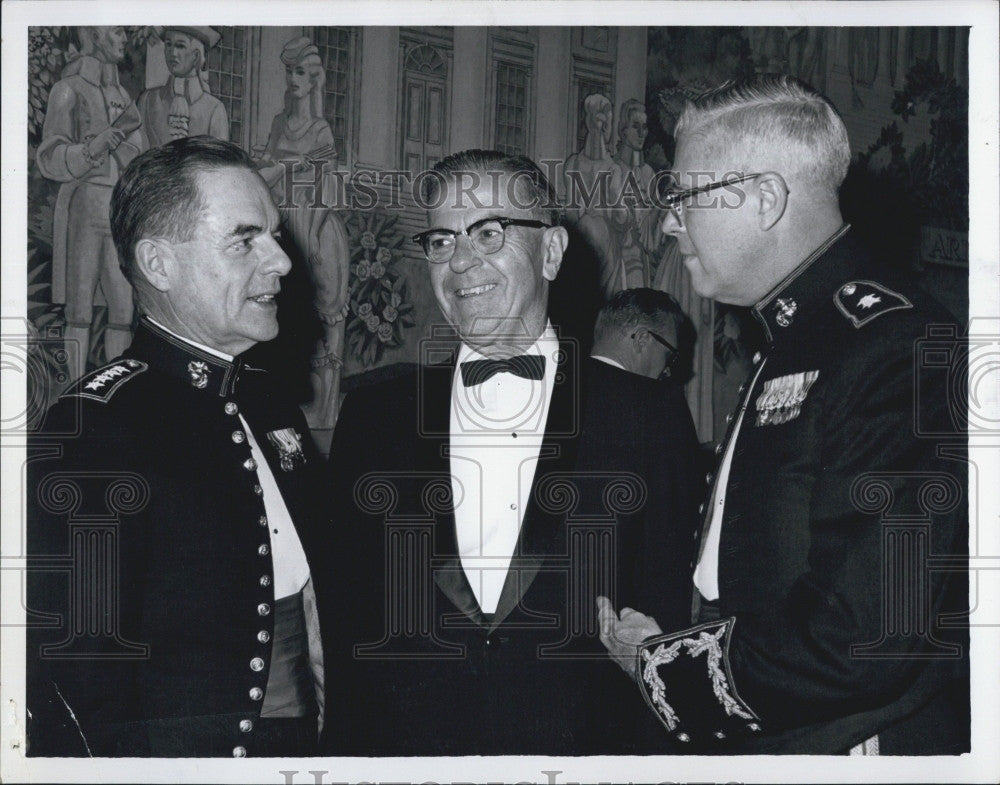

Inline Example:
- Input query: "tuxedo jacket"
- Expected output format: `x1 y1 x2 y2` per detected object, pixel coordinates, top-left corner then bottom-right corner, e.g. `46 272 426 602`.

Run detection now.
26 320 329 757
319 344 702 755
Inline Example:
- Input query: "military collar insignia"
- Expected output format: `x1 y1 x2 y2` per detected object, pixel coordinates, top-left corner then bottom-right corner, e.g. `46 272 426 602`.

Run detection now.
187 360 210 389
60 359 148 403
753 224 851 342
834 280 913 328
266 428 306 472
754 370 820 426
774 298 798 327
130 319 245 397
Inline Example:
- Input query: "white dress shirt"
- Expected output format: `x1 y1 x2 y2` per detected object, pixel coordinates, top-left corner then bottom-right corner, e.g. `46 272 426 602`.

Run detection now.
693 358 768 601
449 323 559 613
148 318 310 599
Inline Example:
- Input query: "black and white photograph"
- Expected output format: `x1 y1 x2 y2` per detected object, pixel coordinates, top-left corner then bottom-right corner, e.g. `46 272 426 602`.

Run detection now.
1 1 997 783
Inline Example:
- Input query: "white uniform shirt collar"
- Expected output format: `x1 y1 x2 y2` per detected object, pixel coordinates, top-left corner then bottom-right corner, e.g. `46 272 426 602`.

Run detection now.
147 317 234 362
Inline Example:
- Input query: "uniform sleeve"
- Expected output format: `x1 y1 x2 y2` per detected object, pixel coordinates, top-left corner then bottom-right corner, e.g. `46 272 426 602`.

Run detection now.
26 400 148 754
635 329 966 744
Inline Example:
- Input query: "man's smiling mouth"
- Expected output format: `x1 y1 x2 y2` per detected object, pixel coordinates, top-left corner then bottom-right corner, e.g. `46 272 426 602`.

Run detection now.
455 284 497 298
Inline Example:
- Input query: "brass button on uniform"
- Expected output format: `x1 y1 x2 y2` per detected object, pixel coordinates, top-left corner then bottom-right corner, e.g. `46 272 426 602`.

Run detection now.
249 687 263 701
705 472 713 485
725 412 735 424
243 458 257 471
752 351 762 365
698 503 706 515
714 442 724 455
257 603 271 616
257 630 270 643
258 515 268 527
259 574 271 587
257 544 270 556
676 732 691 743
225 402 239 415
250 657 265 672
239 719 253 733
253 484 263 496
232 431 246 444
232 745 247 757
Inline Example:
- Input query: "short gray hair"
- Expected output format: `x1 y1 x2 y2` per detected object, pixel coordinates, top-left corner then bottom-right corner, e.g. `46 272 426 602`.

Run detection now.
675 74 851 197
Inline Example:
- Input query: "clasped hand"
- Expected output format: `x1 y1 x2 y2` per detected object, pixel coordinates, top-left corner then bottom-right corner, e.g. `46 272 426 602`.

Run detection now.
596 596 662 678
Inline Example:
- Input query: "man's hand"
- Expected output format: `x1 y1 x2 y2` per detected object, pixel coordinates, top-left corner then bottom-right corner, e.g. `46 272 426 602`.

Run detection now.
596 596 663 678
87 128 126 159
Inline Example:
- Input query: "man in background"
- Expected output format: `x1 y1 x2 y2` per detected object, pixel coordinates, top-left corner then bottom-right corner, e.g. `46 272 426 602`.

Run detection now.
591 286 697 384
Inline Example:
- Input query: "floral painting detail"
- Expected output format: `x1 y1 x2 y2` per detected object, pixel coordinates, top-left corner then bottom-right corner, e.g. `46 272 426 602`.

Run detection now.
344 210 416 367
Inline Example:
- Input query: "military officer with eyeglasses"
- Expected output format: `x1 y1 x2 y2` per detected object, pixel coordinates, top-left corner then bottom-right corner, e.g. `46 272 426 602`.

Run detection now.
319 149 702 755
598 75 968 755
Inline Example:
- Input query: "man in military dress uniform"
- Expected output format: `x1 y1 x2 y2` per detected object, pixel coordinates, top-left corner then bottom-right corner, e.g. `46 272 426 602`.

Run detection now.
27 137 326 757
598 75 969 755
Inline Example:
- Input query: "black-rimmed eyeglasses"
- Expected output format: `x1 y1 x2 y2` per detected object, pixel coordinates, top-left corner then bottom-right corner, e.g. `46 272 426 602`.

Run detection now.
659 172 763 223
633 329 680 377
412 216 552 263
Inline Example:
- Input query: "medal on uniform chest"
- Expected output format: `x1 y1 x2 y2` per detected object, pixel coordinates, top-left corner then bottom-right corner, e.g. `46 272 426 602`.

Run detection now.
266 428 305 472
754 370 820 426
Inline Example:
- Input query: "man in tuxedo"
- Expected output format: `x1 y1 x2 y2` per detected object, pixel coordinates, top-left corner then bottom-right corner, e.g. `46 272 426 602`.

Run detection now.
321 149 701 754
27 137 326 757
598 75 968 755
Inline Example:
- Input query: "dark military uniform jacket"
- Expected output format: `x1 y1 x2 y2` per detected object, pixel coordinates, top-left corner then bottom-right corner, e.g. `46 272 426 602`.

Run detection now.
26 319 328 757
632 226 969 754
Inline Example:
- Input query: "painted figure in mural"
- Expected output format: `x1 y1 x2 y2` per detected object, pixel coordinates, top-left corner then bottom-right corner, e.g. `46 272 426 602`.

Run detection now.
255 36 350 431
598 75 968 755
613 99 661 290
320 149 701 755
563 93 628 301
36 25 147 380
137 26 229 147
27 137 329 757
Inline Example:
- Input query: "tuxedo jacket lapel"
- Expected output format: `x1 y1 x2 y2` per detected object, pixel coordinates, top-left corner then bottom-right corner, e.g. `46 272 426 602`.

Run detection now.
490 342 584 629
419 357 487 625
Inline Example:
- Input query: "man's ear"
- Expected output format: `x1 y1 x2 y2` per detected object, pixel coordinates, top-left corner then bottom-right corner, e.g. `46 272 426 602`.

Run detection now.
755 171 789 231
541 226 568 282
134 239 174 293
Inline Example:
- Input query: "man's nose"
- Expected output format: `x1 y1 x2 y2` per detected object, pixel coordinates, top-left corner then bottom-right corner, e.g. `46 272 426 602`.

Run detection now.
262 236 293 277
447 234 482 273
660 208 684 237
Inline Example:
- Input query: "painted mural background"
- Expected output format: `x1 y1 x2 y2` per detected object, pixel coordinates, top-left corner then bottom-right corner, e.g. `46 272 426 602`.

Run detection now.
25 25 969 447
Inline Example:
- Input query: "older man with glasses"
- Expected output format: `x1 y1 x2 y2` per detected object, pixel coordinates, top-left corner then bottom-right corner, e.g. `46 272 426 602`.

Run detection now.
319 149 701 755
598 74 968 755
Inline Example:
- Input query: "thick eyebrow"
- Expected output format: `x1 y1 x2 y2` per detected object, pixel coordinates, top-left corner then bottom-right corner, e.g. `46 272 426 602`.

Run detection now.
227 223 265 240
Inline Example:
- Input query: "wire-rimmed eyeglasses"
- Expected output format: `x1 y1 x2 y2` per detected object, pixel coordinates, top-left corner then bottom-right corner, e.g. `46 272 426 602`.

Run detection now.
659 172 763 224
412 216 552 263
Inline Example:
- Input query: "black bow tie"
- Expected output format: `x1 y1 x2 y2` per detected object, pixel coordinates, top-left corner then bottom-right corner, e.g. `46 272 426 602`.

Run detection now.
460 354 546 387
